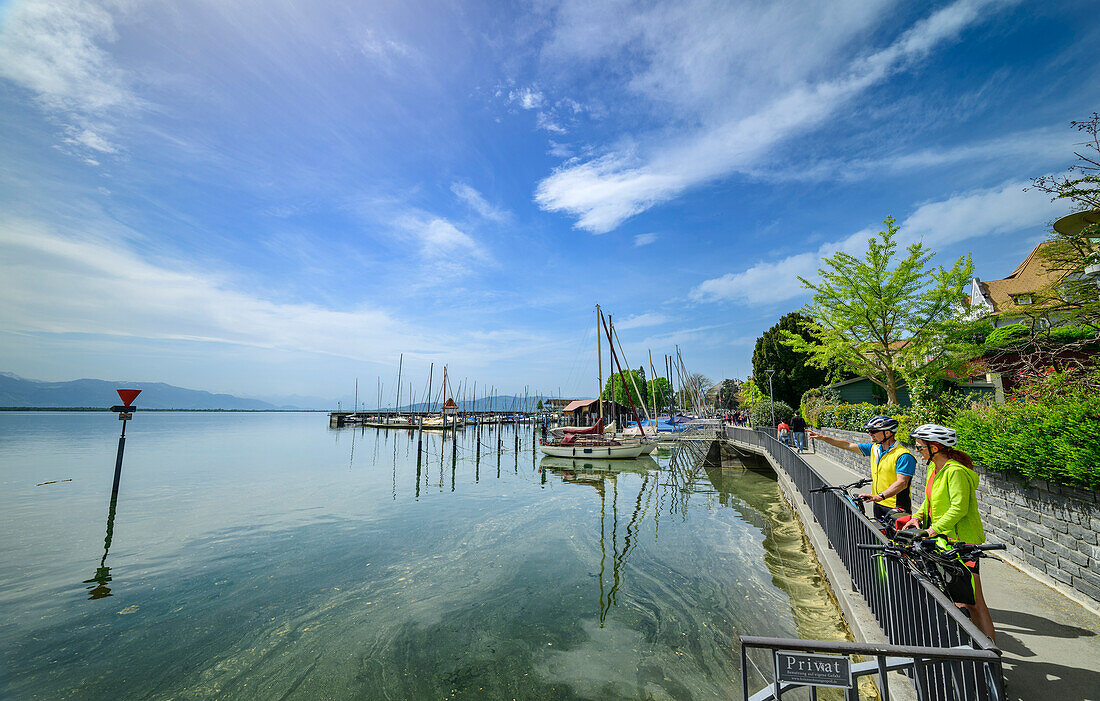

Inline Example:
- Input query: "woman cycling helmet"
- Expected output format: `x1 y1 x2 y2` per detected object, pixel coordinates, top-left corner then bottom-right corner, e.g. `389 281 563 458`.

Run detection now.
862 415 899 433
909 423 957 447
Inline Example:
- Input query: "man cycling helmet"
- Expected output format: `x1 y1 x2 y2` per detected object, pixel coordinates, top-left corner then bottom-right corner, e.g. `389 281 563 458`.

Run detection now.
862 415 899 433
910 424 957 447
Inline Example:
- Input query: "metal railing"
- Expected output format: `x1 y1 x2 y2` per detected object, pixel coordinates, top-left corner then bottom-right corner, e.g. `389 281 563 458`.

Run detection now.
740 636 1003 701
724 426 1004 700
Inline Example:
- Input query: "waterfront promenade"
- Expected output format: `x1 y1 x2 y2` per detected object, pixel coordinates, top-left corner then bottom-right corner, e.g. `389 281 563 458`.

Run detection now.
796 447 1100 701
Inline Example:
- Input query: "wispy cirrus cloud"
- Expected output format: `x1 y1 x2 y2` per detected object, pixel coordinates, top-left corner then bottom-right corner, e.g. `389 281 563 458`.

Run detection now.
451 182 509 223
0 0 138 160
395 213 488 263
689 180 1061 305
535 0 1014 233
614 312 670 330
633 233 657 246
748 127 1075 183
0 217 528 369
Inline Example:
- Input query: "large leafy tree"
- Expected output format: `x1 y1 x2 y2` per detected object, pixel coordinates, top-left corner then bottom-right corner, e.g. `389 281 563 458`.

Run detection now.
752 312 831 409
647 376 672 410
602 367 649 408
738 378 766 410
784 217 974 405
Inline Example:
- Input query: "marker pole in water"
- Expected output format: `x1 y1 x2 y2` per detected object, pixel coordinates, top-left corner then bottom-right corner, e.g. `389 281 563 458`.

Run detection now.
109 389 142 496
416 417 423 466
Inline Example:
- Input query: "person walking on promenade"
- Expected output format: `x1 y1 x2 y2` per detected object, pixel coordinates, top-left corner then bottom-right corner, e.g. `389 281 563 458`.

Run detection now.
806 416 914 519
777 419 791 447
789 414 808 453
901 424 995 642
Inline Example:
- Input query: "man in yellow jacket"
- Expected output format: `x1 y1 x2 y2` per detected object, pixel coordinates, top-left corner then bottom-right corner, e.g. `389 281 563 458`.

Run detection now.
807 415 915 520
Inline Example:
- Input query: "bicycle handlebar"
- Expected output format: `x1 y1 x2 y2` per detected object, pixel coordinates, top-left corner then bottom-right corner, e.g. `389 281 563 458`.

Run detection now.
809 478 871 494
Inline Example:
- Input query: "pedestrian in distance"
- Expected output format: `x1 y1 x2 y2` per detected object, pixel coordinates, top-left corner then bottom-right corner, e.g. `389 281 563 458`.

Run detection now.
901 424 996 642
777 419 791 447
789 414 808 453
806 415 914 520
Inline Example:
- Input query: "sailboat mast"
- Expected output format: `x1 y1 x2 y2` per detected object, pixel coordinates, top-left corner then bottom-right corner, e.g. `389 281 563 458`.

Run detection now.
596 304 603 423
648 350 657 415
600 313 645 436
396 353 403 415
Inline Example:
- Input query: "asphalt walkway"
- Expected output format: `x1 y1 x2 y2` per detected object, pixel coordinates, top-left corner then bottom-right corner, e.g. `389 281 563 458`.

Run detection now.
795 446 1100 701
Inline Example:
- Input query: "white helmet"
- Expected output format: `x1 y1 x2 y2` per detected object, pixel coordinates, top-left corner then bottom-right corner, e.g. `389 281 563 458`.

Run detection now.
910 424 957 447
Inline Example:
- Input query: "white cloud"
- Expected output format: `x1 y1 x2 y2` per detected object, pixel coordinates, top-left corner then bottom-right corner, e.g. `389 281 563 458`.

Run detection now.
690 251 824 306
750 127 1075 183
64 127 118 153
633 233 657 246
614 312 669 330
0 219 415 361
0 0 133 114
535 0 1012 233
0 0 137 162
535 112 568 134
0 218 528 368
901 180 1061 249
450 182 509 222
509 86 545 110
399 215 484 258
689 180 1060 304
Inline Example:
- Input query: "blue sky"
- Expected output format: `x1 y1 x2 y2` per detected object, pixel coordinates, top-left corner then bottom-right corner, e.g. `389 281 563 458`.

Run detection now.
1 0 1097 406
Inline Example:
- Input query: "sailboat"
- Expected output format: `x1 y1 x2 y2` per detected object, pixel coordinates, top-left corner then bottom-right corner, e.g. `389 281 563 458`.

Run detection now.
540 305 656 459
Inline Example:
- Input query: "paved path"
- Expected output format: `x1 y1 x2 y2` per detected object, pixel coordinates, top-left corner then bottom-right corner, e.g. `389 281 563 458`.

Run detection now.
794 446 1100 701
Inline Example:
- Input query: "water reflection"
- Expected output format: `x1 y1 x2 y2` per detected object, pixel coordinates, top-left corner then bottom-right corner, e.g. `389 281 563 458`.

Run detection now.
542 456 658 626
0 415 854 699
83 488 119 600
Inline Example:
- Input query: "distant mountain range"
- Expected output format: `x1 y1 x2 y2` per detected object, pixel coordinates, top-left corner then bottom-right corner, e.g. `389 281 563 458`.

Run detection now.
0 373 572 411
0 373 285 410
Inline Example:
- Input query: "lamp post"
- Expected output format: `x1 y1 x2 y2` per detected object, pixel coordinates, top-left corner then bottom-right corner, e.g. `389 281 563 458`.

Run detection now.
766 368 776 428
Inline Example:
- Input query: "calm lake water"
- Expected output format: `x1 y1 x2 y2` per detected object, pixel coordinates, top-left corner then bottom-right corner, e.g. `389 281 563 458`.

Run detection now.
0 412 848 699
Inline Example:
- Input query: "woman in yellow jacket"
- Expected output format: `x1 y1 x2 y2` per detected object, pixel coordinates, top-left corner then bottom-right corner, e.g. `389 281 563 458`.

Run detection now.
902 423 995 643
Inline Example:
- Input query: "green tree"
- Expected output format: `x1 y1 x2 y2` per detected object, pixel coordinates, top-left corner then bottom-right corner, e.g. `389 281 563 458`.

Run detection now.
647 377 672 410
784 217 974 405
536 399 543 411
602 367 648 408
752 312 831 409
738 378 765 410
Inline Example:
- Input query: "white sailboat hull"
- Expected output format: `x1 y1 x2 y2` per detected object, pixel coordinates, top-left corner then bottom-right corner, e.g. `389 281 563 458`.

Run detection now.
539 441 649 459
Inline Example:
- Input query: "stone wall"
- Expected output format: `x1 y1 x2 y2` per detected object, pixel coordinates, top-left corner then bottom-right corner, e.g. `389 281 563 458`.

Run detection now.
814 428 1100 610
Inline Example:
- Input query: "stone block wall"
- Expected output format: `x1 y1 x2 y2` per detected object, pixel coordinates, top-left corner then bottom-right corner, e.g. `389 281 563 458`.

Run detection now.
814 428 1100 610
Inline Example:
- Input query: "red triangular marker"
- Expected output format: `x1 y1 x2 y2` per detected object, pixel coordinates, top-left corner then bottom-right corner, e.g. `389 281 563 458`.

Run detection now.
117 389 142 407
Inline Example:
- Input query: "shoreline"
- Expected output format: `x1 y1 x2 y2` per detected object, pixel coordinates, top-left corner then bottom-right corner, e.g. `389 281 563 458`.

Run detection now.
0 407 329 412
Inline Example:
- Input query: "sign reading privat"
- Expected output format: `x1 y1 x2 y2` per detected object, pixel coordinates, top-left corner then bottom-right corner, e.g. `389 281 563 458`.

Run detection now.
774 651 852 688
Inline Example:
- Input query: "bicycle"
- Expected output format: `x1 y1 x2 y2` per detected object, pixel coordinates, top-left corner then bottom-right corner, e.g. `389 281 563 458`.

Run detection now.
858 530 1006 606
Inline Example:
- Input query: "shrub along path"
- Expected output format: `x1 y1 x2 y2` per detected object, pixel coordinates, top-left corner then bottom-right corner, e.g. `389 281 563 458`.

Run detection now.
797 446 1100 701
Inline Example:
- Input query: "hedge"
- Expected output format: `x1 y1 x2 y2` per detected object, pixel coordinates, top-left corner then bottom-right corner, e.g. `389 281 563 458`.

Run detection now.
984 324 1030 348
812 398 1100 490
953 395 1100 490
984 323 1100 349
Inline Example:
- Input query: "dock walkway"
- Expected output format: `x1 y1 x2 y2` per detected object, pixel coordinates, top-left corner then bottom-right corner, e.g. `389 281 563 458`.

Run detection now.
795 446 1100 701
